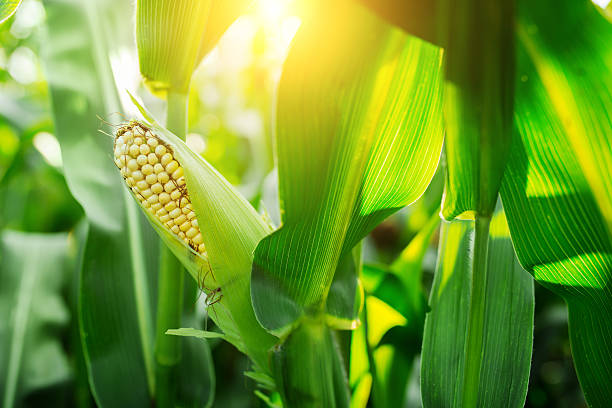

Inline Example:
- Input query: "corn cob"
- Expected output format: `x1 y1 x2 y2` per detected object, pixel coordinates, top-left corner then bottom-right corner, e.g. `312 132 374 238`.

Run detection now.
113 121 206 255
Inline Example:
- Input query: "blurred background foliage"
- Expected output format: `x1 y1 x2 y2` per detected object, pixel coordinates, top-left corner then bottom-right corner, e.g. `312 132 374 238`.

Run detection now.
1 0 603 406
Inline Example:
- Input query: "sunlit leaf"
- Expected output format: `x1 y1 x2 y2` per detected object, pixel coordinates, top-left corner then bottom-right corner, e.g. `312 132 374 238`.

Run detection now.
421 212 534 408
137 0 212 94
501 1 612 405
251 0 444 333
0 0 21 24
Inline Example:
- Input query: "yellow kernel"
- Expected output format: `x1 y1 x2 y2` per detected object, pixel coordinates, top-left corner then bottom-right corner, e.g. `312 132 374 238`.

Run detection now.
123 131 133 141
179 198 189 208
158 172 169 184
147 194 159 204
142 200 151 208
127 159 138 171
141 189 153 199
198 244 205 253
171 167 183 179
164 201 177 212
191 219 198 228
155 207 166 217
139 144 150 155
142 164 154 175
174 214 187 225
147 153 158 165
160 214 170 223
193 234 203 245
164 181 176 193
178 231 186 239
145 174 157 185
151 203 163 212
170 190 181 201
153 164 164 174
147 137 158 148
132 171 144 181
136 155 148 166
158 192 170 205
165 160 179 174
129 144 140 157
151 183 163 194
155 145 166 156
169 208 182 219
120 168 128 177
126 177 135 187
136 180 148 190
170 225 180 234
187 211 196 220
176 178 186 187
161 153 173 166
186 227 198 238
134 137 144 145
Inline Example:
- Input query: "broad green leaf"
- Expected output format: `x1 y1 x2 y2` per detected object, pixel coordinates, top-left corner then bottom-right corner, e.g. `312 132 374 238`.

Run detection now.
501 1 612 405
129 96 277 373
0 231 72 408
0 0 21 24
251 0 444 333
515 0 612 236
44 2 216 405
439 0 515 219
421 212 534 408
137 0 212 94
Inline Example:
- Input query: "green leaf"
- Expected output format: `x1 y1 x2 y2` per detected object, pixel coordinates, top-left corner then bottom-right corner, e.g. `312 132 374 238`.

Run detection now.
0 0 21 24
129 95 277 373
251 0 444 333
166 328 225 340
43 0 158 405
137 0 212 94
501 1 612 405
439 0 515 219
421 212 534 408
516 0 612 236
0 231 72 408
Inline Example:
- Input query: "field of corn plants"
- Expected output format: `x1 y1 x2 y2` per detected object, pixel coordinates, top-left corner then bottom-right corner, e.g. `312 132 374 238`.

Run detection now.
1 0 611 407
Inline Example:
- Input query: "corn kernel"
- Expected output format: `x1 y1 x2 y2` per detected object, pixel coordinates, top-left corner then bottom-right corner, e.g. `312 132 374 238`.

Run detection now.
151 183 163 195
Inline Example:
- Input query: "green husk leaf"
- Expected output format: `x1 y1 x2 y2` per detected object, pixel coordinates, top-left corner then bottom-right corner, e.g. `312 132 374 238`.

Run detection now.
420 212 534 408
439 0 515 219
128 94 276 373
501 1 612 405
251 0 444 333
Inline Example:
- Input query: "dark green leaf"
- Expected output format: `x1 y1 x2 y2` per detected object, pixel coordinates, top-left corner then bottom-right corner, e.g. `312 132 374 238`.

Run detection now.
501 2 612 405
421 212 534 408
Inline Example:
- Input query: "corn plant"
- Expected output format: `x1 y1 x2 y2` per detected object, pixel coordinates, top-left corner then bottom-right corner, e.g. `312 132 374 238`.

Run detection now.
1 0 610 406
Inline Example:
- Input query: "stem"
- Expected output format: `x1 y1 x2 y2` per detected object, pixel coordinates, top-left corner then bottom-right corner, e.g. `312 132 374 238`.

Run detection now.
461 215 491 407
154 89 188 407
